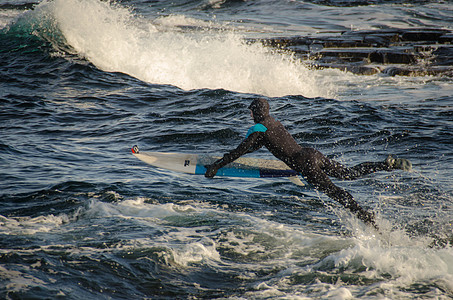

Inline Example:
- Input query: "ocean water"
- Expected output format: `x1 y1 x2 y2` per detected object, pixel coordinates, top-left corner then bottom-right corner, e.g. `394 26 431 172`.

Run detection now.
1 0 452 299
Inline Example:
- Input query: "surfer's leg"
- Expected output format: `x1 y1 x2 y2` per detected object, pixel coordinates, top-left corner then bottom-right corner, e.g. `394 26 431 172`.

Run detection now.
321 159 389 180
293 150 377 227
320 155 411 180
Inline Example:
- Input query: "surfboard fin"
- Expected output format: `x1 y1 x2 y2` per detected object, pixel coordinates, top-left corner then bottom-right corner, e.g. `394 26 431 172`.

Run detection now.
288 176 306 186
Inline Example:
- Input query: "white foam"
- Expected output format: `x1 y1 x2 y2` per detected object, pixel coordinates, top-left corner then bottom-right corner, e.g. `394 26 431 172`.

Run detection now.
205 0 227 10
315 226 453 296
216 205 453 297
325 287 353 299
86 197 195 220
82 197 332 268
2 196 452 297
171 238 221 266
82 198 222 264
0 213 71 235
33 0 336 98
0 9 22 29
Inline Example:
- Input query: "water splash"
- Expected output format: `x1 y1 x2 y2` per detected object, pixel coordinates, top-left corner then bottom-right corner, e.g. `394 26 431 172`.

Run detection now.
24 0 336 98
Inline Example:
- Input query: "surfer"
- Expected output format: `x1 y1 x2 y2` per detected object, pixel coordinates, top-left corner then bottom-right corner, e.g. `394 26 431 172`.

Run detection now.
205 98 411 228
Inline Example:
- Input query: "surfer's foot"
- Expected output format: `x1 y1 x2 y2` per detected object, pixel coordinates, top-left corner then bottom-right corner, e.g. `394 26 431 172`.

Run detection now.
385 155 412 171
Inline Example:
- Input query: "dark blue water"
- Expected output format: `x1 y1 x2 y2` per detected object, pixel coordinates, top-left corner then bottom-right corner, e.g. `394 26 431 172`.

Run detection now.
1 0 452 299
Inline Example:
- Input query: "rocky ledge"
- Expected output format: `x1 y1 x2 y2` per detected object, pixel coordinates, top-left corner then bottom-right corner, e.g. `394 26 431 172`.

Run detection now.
252 28 453 76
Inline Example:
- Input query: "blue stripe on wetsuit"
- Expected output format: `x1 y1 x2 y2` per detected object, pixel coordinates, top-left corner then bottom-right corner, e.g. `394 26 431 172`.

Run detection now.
245 123 267 138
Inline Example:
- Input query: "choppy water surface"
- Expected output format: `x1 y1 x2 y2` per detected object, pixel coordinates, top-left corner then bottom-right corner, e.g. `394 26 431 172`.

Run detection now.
1 0 452 298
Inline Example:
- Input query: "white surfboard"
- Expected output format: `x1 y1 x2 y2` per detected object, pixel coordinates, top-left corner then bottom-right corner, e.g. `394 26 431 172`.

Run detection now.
131 145 311 187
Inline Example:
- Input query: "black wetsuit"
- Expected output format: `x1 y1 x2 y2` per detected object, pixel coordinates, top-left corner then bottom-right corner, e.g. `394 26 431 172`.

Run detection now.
206 98 391 227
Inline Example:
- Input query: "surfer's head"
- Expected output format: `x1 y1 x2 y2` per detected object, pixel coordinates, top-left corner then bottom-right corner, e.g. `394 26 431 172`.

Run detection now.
249 98 270 123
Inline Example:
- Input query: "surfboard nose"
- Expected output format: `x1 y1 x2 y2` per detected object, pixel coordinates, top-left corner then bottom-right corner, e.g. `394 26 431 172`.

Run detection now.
131 145 140 154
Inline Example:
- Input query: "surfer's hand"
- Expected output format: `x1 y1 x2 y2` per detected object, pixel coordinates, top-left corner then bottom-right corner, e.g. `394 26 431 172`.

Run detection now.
205 164 219 178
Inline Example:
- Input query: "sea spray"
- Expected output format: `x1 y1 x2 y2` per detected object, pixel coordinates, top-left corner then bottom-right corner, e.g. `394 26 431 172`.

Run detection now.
29 0 336 98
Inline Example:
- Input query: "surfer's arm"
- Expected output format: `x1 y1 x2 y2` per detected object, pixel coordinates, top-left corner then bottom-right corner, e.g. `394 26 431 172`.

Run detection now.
245 140 263 154
205 132 263 178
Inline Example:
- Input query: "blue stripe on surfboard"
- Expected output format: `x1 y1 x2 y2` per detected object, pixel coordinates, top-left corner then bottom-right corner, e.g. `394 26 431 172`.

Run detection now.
195 164 261 178
195 164 298 178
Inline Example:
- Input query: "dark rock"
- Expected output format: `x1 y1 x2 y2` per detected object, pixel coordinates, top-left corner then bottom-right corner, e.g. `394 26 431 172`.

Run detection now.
431 46 453 65
255 28 453 76
368 50 417 64
400 30 449 42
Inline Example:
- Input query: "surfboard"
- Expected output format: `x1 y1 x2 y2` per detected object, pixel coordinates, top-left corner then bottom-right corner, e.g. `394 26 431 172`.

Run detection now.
131 145 311 187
